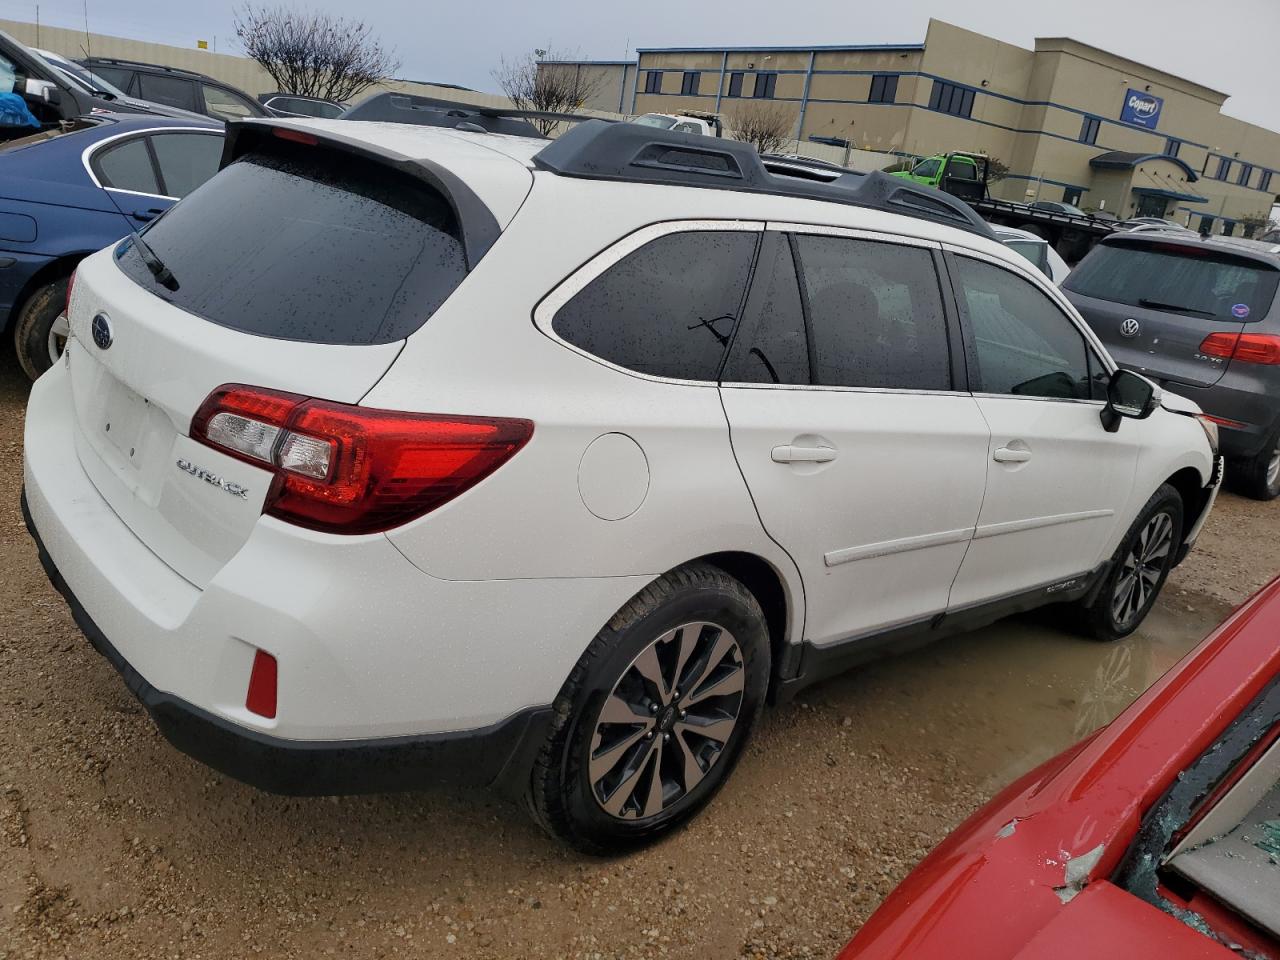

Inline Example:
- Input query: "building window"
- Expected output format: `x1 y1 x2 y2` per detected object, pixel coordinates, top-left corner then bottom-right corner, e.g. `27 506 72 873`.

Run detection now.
868 74 898 104
1198 215 1214 236
1164 138 1181 158
680 71 700 96
727 72 743 98
928 81 973 118
752 72 777 99
1260 170 1274 193
1222 220 1237 237
1237 163 1254 187
1078 116 1101 145
1062 187 1084 206
644 71 662 95
1214 156 1232 181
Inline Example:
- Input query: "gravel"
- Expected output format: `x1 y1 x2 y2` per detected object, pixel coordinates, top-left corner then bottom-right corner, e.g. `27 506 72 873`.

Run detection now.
0 354 1271 959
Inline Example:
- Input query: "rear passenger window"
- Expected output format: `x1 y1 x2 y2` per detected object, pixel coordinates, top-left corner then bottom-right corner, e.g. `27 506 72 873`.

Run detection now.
955 256 1092 400
137 73 198 112
793 235 951 390
149 133 222 198
724 234 809 385
552 230 756 381
94 138 160 195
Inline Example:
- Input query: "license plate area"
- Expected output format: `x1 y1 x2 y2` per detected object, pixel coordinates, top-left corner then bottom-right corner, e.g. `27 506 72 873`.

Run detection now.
101 380 149 468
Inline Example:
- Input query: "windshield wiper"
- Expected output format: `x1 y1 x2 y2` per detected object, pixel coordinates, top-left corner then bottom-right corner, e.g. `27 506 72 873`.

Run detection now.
1138 298 1214 317
130 233 179 291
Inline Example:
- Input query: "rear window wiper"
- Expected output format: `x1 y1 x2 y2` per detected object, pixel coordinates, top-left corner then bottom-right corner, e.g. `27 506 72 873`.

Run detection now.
130 233 179 291
1137 298 1215 318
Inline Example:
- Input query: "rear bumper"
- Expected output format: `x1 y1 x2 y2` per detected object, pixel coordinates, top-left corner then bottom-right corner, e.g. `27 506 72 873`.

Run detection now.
23 489 553 795
1151 377 1280 460
21 349 647 794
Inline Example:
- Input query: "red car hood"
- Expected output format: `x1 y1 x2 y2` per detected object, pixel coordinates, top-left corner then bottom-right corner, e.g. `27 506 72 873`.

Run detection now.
839 577 1280 960
1010 882 1229 959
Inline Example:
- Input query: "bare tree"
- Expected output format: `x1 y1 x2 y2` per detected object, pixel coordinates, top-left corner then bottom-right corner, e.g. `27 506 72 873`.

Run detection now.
234 5 399 103
492 49 604 136
727 102 793 154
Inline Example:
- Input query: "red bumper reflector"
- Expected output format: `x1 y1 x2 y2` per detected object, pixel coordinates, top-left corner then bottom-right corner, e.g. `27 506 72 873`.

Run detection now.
1199 413 1247 429
246 650 278 718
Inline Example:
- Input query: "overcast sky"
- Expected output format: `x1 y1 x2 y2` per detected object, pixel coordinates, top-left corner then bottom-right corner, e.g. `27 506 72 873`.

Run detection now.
20 0 1280 131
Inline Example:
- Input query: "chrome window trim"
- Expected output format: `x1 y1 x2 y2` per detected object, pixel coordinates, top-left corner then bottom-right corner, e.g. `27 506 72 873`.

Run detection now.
721 381 972 398
970 391 1105 407
81 126 221 195
532 219 764 388
943 242 1118 377
105 186 174 202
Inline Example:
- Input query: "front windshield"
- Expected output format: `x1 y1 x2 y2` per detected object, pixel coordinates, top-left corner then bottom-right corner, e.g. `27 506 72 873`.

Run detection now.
34 50 128 99
1060 203 1087 217
911 158 941 178
633 114 678 129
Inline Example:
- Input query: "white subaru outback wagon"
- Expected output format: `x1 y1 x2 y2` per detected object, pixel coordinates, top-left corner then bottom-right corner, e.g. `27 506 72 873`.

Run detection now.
23 108 1222 853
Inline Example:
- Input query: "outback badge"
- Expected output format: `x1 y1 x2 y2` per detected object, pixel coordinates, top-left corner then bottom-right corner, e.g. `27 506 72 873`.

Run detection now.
176 458 249 500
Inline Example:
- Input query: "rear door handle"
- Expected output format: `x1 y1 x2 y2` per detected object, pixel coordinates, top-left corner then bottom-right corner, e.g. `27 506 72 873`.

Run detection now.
993 446 1032 463
131 207 165 223
772 444 837 464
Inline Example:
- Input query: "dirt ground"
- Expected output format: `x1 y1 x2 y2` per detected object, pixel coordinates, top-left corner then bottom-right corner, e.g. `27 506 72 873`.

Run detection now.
1 354 1276 960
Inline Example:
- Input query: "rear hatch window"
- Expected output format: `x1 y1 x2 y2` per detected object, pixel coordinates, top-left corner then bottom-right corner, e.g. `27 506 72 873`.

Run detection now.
1064 241 1279 323
117 139 467 345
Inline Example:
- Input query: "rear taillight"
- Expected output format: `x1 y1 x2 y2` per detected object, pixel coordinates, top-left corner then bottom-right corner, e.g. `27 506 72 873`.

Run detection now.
1199 332 1280 364
191 384 533 535
64 269 76 316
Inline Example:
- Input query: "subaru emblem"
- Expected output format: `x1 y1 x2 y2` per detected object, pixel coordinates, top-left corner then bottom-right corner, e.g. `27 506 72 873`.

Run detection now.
91 313 112 350
1120 318 1140 338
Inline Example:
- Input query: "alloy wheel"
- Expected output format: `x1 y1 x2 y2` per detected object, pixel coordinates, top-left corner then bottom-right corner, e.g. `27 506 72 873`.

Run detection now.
1267 442 1280 490
588 621 745 821
1111 512 1174 628
47 313 69 367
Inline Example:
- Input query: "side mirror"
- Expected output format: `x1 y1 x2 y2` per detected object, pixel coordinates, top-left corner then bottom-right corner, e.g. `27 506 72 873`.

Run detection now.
23 78 61 106
1101 369 1161 433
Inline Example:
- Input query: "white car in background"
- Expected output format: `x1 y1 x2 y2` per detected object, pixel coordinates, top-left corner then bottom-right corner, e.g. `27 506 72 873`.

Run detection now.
23 115 1221 854
631 111 722 136
993 225 1071 284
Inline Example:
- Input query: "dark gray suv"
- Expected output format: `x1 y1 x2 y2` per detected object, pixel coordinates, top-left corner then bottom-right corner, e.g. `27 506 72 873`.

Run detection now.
1064 232 1280 499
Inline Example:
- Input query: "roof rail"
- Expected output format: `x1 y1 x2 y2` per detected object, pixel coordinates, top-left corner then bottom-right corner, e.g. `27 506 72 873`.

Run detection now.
534 121 995 239
81 55 206 79
341 93 605 138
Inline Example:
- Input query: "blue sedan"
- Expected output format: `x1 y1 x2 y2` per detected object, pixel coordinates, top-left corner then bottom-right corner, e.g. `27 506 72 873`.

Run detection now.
0 113 222 378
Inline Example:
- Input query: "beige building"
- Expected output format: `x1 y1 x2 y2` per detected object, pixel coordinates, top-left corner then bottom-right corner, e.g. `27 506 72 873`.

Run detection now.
551 19 1280 235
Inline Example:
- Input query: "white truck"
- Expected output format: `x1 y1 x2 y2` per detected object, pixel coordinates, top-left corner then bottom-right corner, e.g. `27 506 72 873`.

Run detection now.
631 111 723 137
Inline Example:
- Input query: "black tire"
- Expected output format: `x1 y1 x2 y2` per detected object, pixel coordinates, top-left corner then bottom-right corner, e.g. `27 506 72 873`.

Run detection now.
1078 484 1183 642
1232 429 1280 501
13 276 70 382
528 562 770 855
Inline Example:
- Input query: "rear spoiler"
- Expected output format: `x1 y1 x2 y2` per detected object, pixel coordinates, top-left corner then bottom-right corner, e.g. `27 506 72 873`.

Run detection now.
220 118 502 267
341 92 608 138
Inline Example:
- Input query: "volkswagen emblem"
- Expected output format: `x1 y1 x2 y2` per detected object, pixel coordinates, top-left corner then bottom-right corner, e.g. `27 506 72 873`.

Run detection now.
1119 318 1141 339
91 313 112 350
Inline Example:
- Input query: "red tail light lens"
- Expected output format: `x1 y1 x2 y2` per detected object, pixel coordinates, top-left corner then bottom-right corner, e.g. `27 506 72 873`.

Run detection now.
64 269 76 316
191 385 533 534
1199 332 1280 364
